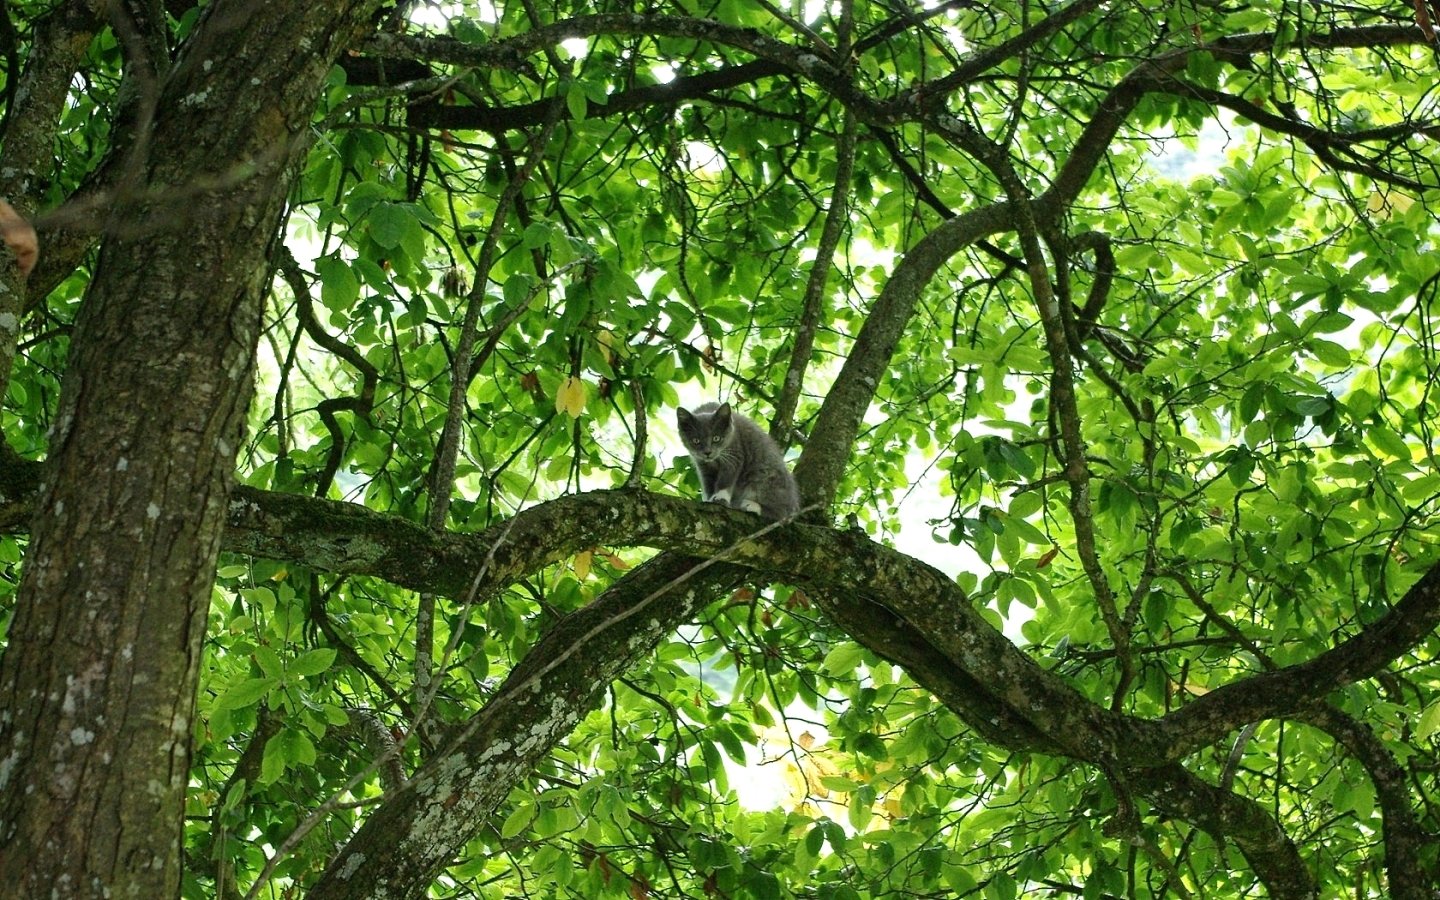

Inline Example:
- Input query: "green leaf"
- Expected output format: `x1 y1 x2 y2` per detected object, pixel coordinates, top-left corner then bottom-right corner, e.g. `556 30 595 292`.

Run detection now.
847 787 874 832
1310 311 1354 333
503 272 537 305
821 643 864 676
805 822 825 856
215 677 277 711
1369 426 1411 460
253 644 283 679
259 728 317 785
283 728 317 766
854 732 888 760
501 802 533 840
1307 339 1351 368
564 82 587 122
259 732 287 784
290 647 338 677
522 221 551 249
316 255 360 310
715 725 747 764
368 202 415 250
1418 701 1440 742
1115 243 1157 269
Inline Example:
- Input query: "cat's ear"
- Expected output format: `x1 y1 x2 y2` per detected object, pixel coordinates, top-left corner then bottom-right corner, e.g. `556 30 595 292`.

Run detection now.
676 407 694 428
715 402 732 419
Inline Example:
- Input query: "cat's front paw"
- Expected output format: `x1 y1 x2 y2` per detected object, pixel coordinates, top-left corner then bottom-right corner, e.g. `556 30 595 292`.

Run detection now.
708 488 733 504
737 499 763 514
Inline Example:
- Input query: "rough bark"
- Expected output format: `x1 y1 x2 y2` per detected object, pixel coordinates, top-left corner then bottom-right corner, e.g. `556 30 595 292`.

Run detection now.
0 2 382 895
0 0 108 398
1131 764 1319 899
307 553 747 900
8 469 1440 769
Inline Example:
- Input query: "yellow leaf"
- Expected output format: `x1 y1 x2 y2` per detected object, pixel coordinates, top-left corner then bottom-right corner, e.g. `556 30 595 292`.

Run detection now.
597 330 619 364
884 793 904 819
1367 190 1415 219
574 549 593 580
555 375 587 418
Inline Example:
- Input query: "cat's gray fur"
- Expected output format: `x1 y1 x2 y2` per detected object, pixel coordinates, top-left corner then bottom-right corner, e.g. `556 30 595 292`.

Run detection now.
677 402 799 521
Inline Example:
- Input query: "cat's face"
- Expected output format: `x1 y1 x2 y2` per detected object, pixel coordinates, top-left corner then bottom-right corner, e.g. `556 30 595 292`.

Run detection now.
677 404 733 463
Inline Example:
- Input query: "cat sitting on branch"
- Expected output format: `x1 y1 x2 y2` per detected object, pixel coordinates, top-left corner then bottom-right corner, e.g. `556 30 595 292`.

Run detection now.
677 402 800 522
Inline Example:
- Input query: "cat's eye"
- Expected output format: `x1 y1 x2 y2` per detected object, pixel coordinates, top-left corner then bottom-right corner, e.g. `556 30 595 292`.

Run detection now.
711 436 721 444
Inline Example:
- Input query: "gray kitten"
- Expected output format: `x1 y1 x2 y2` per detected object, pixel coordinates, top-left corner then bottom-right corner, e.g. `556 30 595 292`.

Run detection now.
677 402 800 521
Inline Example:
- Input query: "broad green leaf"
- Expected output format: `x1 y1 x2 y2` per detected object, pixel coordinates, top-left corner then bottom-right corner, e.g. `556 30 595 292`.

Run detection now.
290 648 338 677
316 255 359 310
1307 339 1350 367
565 82 587 121
215 677 277 711
500 802 534 840
368 202 415 250
821 643 864 676
1418 702 1440 742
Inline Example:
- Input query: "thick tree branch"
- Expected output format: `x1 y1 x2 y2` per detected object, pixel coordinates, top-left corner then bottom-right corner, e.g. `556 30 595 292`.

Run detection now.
6 459 1439 769
306 552 748 899
1130 764 1318 899
414 60 785 134
1155 560 1440 758
1294 705 1433 900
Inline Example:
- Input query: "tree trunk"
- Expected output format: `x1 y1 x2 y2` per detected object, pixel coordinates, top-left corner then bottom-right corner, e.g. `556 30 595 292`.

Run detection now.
0 2 380 895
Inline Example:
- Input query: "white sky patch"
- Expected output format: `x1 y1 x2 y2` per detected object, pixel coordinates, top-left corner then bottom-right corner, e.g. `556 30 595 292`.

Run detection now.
409 2 497 30
1152 114 1238 181
560 37 590 60
652 63 677 84
801 0 829 23
939 23 969 53
732 750 792 811
408 3 452 30
730 724 835 813
684 140 724 174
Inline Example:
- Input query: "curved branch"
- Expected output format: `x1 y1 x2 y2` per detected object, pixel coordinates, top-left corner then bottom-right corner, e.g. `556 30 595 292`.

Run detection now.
792 201 1015 509
9 450 1428 894
6 453 1438 770
1294 705 1432 900
305 552 747 899
770 108 856 446
1166 79 1438 190
362 14 870 114
1130 764 1317 899
5 451 1435 769
277 247 377 497
415 60 785 134
1042 24 1431 215
902 0 1107 114
1156 559 1440 756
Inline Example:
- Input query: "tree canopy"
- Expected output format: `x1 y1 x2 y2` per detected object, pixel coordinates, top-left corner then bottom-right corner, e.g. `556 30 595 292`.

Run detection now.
2 0 1439 897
